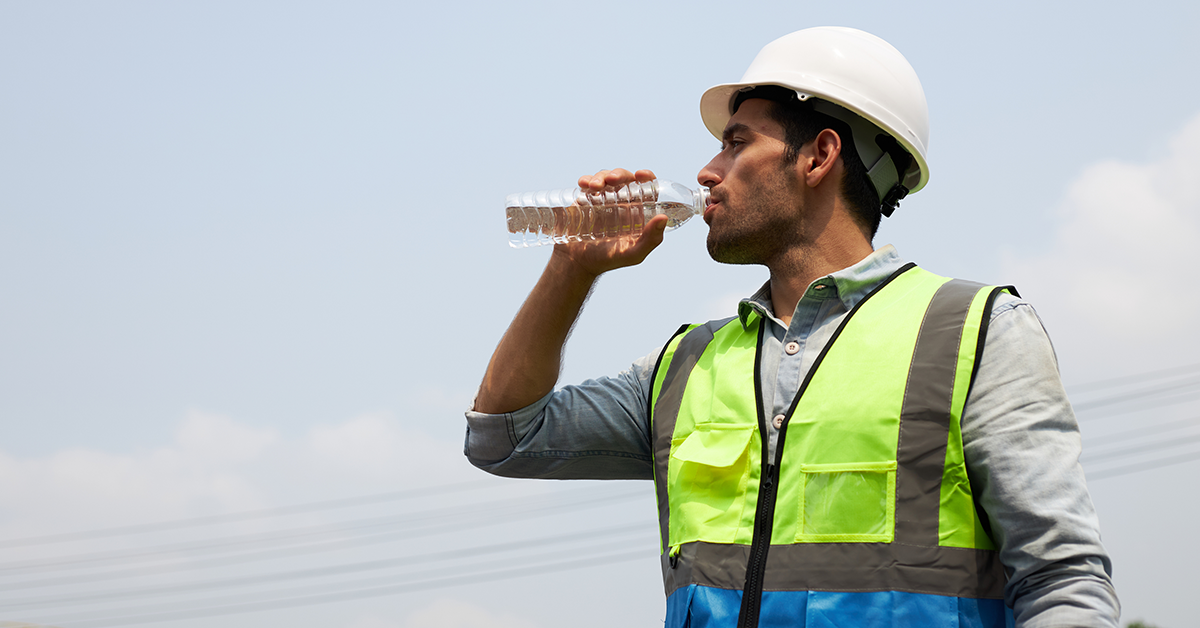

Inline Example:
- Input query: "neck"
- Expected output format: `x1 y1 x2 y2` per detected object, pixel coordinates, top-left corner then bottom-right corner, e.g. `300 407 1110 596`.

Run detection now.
766 218 874 326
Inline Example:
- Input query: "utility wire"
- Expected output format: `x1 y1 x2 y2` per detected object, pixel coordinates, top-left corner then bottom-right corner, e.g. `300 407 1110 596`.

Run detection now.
1071 377 1200 414
30 544 655 627
1066 362 1200 394
0 488 645 591
1081 433 1200 464
1074 389 1200 420
0 480 495 549
0 523 648 612
0 486 642 576
1083 415 1200 446
1087 449 1200 481
34 541 648 625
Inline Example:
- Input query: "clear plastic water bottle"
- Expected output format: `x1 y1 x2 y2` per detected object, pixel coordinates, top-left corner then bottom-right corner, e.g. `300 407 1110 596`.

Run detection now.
505 179 710 248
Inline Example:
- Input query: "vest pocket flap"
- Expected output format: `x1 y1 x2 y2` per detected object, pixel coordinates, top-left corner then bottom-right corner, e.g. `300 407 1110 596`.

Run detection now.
671 425 754 467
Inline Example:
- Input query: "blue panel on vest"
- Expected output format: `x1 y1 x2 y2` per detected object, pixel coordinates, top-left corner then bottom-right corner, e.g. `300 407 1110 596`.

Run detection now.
957 596 1015 628
665 586 1012 628
802 590 951 626
664 585 695 628
666 585 744 628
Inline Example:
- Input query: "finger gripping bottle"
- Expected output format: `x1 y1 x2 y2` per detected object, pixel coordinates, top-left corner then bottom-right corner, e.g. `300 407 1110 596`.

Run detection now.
505 179 710 248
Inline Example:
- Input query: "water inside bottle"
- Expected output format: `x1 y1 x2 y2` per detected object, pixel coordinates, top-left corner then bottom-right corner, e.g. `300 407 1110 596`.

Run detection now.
656 201 697 228
507 201 695 247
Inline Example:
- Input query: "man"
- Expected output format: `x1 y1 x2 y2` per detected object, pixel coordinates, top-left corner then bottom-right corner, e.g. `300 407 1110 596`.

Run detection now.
465 27 1119 628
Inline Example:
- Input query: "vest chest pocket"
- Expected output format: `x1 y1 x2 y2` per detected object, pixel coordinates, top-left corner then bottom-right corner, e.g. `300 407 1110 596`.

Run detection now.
668 424 755 545
796 461 896 543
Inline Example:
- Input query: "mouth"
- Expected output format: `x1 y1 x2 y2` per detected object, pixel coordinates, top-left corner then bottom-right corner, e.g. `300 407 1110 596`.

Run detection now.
703 199 720 224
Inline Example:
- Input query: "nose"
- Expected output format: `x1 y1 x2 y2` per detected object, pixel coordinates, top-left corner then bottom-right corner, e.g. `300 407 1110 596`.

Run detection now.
697 155 722 190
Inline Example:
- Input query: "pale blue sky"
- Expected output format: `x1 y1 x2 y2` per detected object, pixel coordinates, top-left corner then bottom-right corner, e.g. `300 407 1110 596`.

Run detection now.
2 2 1198 627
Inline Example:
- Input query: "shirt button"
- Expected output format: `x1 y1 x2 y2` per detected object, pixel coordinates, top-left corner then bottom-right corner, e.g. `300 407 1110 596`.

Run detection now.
773 414 785 429
785 341 800 355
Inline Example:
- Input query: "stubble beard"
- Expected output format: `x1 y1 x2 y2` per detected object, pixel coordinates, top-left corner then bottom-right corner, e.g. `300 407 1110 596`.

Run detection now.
705 160 804 267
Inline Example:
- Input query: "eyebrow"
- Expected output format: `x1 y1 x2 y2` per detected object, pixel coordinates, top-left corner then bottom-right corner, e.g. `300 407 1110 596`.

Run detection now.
722 123 752 143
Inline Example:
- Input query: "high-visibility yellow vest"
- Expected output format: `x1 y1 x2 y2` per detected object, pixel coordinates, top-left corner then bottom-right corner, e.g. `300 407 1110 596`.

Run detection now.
649 264 1014 628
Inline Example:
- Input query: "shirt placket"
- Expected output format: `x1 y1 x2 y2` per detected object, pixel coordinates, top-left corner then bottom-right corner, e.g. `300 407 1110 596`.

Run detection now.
763 281 842 460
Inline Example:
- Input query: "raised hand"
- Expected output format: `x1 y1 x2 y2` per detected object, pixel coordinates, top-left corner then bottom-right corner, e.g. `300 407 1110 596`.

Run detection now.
551 168 670 279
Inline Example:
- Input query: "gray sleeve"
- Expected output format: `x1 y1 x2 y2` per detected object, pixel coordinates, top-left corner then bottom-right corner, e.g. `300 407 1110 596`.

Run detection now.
463 348 663 480
963 294 1120 627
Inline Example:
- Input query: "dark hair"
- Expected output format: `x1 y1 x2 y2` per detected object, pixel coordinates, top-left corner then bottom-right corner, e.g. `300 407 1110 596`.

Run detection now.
733 86 882 238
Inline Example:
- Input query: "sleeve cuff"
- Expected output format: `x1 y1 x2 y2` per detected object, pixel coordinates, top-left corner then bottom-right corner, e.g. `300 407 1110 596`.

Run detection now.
463 391 554 464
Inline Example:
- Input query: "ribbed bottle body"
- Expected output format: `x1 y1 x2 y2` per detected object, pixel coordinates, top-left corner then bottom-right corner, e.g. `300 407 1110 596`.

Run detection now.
505 179 708 248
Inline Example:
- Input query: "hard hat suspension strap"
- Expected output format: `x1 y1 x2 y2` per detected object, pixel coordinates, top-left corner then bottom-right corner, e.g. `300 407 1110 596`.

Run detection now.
810 99 906 209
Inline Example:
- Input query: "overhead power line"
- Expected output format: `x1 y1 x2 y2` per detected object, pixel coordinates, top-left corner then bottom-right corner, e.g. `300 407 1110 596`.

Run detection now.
1075 389 1200 421
0 523 649 613
1081 432 1200 465
1087 449 1200 481
29 544 655 628
1066 362 1200 394
1066 364 1200 480
0 487 645 591
0 480 495 549
1071 377 1200 415
1083 415 1200 446
0 486 641 575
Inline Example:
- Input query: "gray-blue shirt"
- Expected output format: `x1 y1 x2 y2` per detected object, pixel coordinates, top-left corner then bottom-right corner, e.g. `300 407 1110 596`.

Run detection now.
465 246 1119 627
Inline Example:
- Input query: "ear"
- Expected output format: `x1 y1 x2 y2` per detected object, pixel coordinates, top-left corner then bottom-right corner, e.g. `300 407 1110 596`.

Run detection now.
804 128 843 188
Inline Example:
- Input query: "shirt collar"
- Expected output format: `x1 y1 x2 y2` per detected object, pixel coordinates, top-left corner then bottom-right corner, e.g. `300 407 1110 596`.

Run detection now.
737 245 906 328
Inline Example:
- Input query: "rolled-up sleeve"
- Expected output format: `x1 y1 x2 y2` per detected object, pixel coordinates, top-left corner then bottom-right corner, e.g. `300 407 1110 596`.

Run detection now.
464 349 661 480
964 295 1120 627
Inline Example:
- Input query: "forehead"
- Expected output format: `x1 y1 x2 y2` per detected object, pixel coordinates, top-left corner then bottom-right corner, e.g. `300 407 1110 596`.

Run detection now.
724 98 785 139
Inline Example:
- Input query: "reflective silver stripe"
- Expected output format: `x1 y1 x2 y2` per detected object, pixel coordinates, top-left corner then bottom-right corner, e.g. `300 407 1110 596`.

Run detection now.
661 540 750 596
666 540 1005 599
651 317 734 553
895 278 986 546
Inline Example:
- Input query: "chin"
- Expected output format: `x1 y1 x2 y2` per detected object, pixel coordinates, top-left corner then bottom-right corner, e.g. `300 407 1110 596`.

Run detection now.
706 238 757 266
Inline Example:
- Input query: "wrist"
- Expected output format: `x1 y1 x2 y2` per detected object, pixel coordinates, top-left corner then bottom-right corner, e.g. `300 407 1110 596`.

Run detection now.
548 245 604 284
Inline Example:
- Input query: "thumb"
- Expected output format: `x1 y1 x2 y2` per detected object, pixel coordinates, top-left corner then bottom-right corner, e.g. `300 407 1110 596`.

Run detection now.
630 214 669 259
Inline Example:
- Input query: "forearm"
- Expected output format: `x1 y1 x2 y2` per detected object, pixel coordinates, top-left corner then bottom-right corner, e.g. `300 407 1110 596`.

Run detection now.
474 249 600 414
464 355 659 479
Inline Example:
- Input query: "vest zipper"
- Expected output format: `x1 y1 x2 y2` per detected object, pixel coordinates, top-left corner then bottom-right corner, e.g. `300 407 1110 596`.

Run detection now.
734 263 918 628
736 461 778 628
736 321 773 628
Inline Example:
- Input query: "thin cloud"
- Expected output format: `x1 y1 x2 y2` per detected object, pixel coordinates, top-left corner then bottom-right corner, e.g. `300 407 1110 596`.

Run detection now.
1002 112 1200 374
0 411 472 541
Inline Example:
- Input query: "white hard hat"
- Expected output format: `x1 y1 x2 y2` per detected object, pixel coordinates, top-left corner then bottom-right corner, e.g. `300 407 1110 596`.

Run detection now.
700 27 931 212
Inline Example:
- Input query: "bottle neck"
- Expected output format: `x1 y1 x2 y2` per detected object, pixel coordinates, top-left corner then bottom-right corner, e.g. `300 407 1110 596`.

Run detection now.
693 187 711 213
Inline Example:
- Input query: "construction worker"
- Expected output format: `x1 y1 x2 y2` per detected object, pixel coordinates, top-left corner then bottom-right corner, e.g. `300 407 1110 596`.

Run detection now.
466 27 1119 627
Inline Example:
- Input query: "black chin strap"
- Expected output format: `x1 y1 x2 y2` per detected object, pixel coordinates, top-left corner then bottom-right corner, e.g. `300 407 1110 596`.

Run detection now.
871 134 914 217
881 183 908 217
